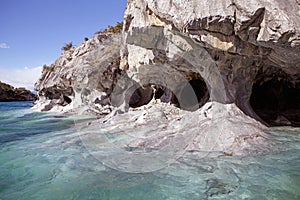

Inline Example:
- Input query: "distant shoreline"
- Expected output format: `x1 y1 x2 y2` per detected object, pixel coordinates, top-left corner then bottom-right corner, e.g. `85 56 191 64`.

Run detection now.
0 81 37 102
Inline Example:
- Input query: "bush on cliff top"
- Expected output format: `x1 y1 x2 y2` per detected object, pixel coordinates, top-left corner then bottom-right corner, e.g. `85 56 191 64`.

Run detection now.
95 22 123 35
61 42 73 51
43 64 55 72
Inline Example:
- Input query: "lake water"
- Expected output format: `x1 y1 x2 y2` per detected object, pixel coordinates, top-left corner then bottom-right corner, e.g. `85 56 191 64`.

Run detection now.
0 102 299 199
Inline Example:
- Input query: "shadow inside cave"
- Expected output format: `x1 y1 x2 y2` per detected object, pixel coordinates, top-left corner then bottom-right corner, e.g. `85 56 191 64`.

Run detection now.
250 78 300 127
128 77 210 112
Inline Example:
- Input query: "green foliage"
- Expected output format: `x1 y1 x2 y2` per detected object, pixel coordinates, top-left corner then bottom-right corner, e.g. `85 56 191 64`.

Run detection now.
43 64 55 72
0 81 36 101
95 22 123 35
106 22 123 33
61 42 73 51
0 81 14 91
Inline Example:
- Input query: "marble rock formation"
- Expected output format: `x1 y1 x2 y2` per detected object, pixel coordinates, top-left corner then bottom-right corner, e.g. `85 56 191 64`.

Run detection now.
117 0 300 127
34 0 300 155
34 32 123 114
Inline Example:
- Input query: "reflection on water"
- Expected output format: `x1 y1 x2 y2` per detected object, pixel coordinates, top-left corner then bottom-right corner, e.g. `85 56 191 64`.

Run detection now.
0 102 299 199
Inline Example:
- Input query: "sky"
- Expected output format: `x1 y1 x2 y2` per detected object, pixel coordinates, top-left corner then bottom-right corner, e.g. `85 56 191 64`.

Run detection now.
0 0 127 90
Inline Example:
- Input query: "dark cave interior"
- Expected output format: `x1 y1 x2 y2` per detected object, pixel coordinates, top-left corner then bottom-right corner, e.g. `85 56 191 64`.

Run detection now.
250 78 300 127
177 79 210 111
128 85 154 108
128 77 210 111
63 95 72 104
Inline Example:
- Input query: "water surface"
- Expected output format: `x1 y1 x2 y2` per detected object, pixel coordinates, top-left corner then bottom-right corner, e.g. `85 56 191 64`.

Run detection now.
0 102 299 199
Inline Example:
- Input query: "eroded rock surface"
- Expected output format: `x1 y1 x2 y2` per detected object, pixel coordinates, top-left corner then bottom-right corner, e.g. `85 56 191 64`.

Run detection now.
34 0 300 156
34 33 123 114
77 101 275 173
120 0 300 126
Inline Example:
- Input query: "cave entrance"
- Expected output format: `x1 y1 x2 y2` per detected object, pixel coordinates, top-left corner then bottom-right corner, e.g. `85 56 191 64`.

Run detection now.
129 85 154 108
178 78 210 111
63 95 72 104
128 77 210 111
128 85 178 108
250 78 300 127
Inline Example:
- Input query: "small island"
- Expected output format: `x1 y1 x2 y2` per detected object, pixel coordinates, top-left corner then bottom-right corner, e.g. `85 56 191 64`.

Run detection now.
0 81 36 102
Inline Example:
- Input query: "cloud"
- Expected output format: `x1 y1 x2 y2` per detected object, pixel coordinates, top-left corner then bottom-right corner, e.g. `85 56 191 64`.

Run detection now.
0 43 10 49
0 66 43 91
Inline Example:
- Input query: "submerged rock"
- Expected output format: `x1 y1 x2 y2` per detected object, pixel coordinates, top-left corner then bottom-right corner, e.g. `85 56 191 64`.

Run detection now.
0 81 36 101
77 101 273 173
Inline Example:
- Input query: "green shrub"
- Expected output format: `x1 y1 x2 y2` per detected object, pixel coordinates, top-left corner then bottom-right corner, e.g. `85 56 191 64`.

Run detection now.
61 42 73 51
95 22 124 35
107 22 123 33
43 64 55 72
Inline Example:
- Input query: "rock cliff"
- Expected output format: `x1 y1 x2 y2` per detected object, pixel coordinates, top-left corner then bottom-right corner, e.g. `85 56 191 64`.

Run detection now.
0 81 36 102
119 0 300 126
34 0 300 156
34 32 123 113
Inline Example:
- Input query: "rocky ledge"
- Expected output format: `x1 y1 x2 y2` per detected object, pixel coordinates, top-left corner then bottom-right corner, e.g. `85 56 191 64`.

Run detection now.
34 0 300 155
34 31 123 113
0 81 36 102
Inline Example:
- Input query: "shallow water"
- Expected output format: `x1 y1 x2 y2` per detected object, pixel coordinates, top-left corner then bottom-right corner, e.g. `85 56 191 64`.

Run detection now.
0 102 299 199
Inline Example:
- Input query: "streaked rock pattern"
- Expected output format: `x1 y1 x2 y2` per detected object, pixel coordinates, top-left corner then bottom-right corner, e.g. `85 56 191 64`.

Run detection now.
34 0 300 155
121 0 300 126
34 33 123 114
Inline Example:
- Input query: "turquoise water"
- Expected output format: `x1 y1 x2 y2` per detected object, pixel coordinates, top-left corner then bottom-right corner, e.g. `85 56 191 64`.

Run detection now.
0 102 299 199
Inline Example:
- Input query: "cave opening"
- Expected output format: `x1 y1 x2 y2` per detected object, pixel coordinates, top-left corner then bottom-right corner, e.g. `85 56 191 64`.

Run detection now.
63 95 72 104
177 78 210 111
45 90 61 100
128 85 154 108
128 84 178 108
250 77 300 127
128 77 210 111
